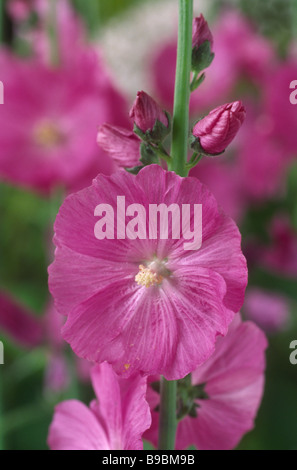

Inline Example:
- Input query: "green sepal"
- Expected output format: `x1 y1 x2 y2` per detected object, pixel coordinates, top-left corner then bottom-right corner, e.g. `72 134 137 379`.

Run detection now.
133 111 171 144
192 40 215 74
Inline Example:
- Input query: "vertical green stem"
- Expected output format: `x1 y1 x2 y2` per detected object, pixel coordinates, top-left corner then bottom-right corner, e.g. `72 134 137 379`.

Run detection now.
158 0 193 450
158 377 177 450
169 0 193 176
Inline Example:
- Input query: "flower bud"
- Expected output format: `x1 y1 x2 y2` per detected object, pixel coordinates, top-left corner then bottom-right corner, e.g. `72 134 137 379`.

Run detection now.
192 14 213 50
97 124 140 168
191 15 214 74
129 91 170 143
192 101 246 155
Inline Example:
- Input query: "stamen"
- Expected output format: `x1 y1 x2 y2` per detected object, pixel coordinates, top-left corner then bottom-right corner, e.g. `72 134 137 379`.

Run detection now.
33 121 64 148
135 264 163 288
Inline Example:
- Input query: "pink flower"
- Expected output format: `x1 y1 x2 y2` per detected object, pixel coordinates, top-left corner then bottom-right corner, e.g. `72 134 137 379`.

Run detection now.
0 49 127 194
261 216 297 278
265 61 297 156
190 158 246 222
144 316 267 450
129 91 168 135
236 106 289 201
7 0 37 21
244 288 289 333
48 363 151 450
0 291 43 348
49 165 247 380
45 354 70 393
97 124 140 168
192 101 246 155
192 14 213 50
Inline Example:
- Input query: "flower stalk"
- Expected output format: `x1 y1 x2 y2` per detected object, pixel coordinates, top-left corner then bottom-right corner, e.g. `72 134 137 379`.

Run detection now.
169 0 193 177
158 0 193 450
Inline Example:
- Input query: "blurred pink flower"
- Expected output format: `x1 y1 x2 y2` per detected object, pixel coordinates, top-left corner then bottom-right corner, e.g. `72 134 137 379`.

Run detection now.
49 165 247 380
190 158 246 222
0 291 43 348
45 354 70 393
48 362 151 450
265 61 297 157
0 48 127 194
192 101 246 155
237 109 288 201
213 10 275 83
7 0 37 21
261 216 297 278
244 288 289 333
144 316 267 450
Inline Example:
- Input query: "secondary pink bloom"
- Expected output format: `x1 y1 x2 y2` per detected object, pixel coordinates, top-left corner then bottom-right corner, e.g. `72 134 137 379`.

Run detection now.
144 316 267 450
0 291 43 348
244 289 289 333
265 61 297 156
97 124 140 168
22 0 89 68
0 49 127 194
192 14 213 50
192 101 246 155
49 165 247 379
129 91 168 134
190 158 246 222
213 10 275 83
237 111 288 201
7 0 36 21
45 354 70 393
261 216 297 278
48 363 151 450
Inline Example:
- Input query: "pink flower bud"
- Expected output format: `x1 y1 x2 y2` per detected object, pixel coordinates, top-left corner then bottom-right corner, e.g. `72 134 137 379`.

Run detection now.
129 91 168 134
97 124 140 168
192 14 213 50
192 101 246 155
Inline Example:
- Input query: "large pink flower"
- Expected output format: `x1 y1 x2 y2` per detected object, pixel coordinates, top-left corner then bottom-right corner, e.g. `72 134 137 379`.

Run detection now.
49 165 247 379
144 316 267 450
48 362 151 450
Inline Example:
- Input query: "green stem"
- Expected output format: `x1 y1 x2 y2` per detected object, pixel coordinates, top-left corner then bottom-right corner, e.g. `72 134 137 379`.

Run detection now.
169 0 193 177
158 377 177 450
158 0 193 451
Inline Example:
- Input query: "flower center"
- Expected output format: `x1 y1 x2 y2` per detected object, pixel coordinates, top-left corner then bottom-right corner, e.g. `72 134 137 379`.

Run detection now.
33 121 64 149
135 259 170 288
